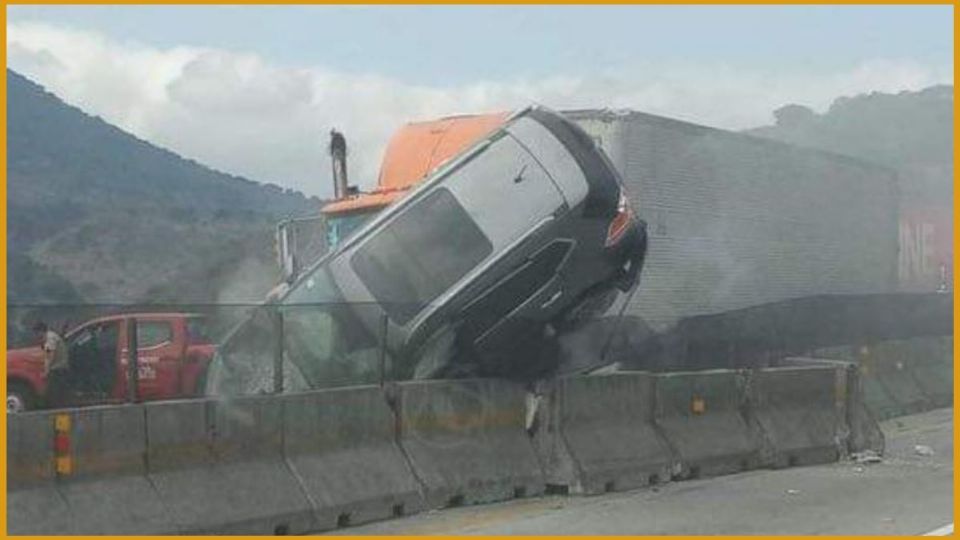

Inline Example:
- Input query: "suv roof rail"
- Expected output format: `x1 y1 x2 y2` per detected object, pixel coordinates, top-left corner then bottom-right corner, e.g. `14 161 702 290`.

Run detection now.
505 104 535 122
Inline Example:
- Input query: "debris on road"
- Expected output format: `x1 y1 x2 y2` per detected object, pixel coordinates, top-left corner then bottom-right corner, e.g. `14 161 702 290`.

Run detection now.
851 450 883 464
914 444 935 457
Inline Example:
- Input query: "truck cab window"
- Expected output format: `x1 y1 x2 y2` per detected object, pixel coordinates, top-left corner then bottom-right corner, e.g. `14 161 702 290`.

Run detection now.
137 321 173 348
326 212 374 249
69 322 118 395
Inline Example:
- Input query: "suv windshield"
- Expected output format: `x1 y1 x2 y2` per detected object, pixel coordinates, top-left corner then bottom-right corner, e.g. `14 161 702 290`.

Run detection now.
283 265 382 387
208 264 381 395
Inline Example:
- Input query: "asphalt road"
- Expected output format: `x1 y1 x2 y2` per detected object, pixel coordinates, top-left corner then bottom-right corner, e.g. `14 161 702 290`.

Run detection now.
328 408 953 535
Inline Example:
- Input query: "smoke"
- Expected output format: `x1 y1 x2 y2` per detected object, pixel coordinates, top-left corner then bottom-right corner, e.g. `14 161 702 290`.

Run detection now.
8 21 953 198
215 255 279 306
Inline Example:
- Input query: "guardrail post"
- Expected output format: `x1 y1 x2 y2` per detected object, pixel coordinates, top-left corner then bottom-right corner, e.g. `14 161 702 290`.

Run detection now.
126 317 139 403
378 312 389 387
273 307 284 394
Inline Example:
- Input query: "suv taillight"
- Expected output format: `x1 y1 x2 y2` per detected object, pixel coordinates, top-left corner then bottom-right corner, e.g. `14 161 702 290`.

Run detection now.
605 190 634 247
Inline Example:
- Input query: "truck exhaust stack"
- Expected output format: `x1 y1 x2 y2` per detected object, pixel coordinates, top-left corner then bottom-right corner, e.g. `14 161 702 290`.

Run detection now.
329 129 349 200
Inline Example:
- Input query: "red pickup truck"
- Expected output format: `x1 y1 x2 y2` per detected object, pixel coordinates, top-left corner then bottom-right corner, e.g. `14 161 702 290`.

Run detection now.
6 313 215 412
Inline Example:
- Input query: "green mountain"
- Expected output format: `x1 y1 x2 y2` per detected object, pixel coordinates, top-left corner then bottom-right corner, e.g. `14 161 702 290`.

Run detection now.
747 85 953 204
7 70 319 342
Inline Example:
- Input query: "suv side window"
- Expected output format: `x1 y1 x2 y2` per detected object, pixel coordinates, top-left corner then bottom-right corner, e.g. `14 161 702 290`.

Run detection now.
137 321 173 348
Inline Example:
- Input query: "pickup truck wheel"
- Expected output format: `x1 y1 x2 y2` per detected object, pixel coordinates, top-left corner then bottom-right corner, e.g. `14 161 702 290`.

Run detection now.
7 382 35 413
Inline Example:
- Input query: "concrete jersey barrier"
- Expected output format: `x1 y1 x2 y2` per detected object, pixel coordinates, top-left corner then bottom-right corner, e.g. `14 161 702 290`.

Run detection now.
551 372 674 493
397 378 545 507
811 344 899 420
652 370 762 478
8 361 885 534
749 366 844 467
7 411 72 535
145 397 313 535
58 405 175 534
899 337 953 409
842 362 886 455
866 341 932 416
282 385 424 531
209 395 315 534
813 336 952 420
8 405 177 535
779 357 885 457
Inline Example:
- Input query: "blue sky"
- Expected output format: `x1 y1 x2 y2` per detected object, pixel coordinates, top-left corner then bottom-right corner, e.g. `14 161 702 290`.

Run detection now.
8 5 953 85
6 5 953 195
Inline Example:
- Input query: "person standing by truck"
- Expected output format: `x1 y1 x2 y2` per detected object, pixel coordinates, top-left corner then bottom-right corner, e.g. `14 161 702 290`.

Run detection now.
34 321 70 408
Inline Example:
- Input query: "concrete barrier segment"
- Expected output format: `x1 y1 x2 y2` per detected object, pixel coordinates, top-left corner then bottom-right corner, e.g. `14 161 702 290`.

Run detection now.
867 341 932 416
553 372 673 494
58 404 176 534
812 344 902 421
749 366 844 468
652 370 762 479
903 337 953 409
526 378 581 492
397 378 545 508
145 397 312 535
281 385 425 532
779 357 885 457
6 411 72 535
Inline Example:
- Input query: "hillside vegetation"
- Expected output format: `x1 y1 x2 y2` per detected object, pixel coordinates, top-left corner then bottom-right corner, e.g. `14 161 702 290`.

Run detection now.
8 70 319 342
747 85 953 204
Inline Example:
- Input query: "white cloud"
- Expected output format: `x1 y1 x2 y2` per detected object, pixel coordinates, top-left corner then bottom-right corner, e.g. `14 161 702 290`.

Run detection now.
8 21 953 197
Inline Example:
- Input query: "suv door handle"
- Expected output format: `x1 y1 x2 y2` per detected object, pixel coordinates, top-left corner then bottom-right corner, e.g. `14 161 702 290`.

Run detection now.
541 289 563 309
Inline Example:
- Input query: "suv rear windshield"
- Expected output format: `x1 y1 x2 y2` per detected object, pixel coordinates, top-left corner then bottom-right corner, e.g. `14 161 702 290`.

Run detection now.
351 188 492 324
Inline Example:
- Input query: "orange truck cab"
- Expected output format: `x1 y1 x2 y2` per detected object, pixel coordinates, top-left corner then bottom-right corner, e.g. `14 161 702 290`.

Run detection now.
320 112 509 248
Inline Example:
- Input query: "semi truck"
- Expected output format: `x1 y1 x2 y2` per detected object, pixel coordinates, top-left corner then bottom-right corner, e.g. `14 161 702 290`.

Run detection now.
262 105 911 383
282 107 903 331
567 108 902 330
210 106 647 394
